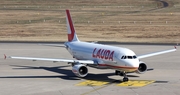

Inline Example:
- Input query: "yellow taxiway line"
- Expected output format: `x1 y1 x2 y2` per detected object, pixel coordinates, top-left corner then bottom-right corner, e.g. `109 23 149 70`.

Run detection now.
76 80 155 87
76 80 109 86
117 80 155 87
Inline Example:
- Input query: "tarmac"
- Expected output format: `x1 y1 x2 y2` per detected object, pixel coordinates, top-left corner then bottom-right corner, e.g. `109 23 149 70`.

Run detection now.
0 43 179 95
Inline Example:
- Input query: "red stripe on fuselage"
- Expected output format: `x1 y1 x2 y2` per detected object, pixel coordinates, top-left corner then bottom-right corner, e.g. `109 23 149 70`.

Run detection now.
66 10 75 42
98 64 138 70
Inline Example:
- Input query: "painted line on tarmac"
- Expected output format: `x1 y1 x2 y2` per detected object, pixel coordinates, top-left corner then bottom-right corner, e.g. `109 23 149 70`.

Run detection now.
76 80 155 87
79 80 116 95
76 80 109 86
77 80 155 95
117 80 155 87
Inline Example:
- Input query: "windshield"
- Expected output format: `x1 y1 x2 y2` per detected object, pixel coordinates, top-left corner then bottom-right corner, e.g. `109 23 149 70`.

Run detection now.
121 55 137 59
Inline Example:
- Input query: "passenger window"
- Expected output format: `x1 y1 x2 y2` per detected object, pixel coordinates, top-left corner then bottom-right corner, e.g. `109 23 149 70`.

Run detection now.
124 56 126 59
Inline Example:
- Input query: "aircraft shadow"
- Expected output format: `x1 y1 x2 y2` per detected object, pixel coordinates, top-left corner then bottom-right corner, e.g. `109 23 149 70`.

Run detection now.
0 65 139 83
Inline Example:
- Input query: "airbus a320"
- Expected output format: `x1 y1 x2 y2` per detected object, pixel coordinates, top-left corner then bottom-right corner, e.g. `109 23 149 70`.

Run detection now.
6 10 177 82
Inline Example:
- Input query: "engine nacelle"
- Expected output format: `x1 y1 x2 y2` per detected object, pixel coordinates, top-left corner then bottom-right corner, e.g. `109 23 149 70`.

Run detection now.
72 64 88 77
135 61 147 74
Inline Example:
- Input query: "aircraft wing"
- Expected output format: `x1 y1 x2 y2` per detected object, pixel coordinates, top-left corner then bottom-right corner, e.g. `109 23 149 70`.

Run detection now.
137 46 177 59
38 44 65 47
7 56 94 64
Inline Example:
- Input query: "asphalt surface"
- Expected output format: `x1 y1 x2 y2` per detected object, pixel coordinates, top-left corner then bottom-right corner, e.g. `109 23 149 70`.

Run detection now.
0 43 179 95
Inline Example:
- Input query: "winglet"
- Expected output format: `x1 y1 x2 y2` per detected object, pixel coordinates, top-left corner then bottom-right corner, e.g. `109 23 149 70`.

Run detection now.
4 54 7 59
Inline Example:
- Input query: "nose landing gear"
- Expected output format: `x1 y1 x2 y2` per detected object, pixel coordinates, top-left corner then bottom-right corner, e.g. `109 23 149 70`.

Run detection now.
122 71 129 82
115 70 129 82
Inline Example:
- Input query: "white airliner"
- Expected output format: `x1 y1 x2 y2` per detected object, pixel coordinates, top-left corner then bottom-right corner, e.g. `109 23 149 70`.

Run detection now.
6 10 177 82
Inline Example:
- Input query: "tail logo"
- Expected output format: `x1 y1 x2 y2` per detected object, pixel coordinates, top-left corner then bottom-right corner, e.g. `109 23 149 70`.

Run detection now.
66 10 79 42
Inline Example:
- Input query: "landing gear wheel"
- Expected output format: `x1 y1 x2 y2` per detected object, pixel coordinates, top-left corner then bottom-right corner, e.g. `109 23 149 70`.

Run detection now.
123 77 129 82
122 71 129 82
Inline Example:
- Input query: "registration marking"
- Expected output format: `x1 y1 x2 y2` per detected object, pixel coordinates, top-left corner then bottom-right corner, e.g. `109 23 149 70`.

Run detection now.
117 80 155 87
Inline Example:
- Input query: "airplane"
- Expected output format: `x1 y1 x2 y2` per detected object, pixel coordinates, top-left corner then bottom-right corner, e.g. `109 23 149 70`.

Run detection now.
5 9 177 82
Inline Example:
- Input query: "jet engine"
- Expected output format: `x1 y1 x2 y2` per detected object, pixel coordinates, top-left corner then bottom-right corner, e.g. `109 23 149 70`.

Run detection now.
135 61 147 74
72 64 88 77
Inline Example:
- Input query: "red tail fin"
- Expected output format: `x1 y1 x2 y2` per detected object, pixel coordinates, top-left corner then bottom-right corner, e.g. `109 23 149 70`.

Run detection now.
66 10 79 42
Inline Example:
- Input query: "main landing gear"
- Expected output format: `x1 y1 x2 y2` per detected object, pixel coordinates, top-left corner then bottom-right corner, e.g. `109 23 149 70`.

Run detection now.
115 70 129 82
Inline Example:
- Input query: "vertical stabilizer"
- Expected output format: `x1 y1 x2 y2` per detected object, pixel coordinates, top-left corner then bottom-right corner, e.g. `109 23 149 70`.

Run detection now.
66 10 79 42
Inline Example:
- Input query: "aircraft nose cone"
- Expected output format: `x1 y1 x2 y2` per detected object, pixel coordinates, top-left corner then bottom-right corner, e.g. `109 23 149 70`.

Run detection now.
127 59 139 67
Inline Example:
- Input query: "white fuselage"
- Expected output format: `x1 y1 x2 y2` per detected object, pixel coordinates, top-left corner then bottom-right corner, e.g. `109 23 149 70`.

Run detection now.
65 41 139 72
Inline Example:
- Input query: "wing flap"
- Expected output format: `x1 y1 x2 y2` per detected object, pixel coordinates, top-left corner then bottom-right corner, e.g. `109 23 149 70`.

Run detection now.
9 56 94 64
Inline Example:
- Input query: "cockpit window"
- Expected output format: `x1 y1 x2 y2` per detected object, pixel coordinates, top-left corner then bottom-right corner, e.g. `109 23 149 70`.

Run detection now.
127 56 132 59
121 56 124 59
121 55 137 59
133 56 137 59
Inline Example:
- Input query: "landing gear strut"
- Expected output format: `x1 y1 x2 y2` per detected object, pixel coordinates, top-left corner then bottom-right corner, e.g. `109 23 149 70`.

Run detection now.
115 70 129 82
122 71 129 82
